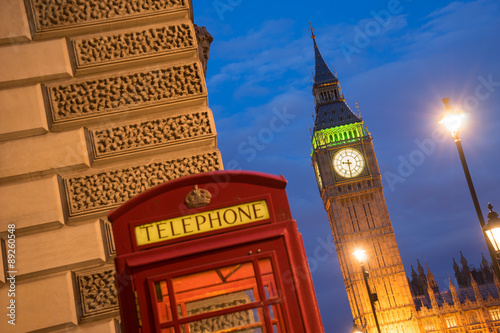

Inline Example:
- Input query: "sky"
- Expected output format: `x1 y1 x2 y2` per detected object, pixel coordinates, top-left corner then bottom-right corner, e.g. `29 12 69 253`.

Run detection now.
192 0 500 331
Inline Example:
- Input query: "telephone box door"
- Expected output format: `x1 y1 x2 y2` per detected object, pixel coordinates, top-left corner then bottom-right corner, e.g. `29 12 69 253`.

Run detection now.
133 235 301 333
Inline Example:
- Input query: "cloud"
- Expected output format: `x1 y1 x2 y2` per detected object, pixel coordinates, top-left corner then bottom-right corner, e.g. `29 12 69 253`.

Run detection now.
207 20 314 92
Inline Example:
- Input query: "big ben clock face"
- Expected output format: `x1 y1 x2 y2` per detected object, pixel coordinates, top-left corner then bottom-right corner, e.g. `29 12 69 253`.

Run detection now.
333 148 365 178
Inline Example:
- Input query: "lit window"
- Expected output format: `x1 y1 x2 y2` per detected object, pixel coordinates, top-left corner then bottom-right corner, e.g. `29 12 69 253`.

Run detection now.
490 308 500 321
445 316 457 328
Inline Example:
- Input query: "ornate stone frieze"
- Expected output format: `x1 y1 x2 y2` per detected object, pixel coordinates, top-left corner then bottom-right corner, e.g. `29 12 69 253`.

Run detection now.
90 112 212 159
194 25 213 76
72 23 195 68
45 63 204 124
75 266 119 319
64 151 221 217
28 0 186 32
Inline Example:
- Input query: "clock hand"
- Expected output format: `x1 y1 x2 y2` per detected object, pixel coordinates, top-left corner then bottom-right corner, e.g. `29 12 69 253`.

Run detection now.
342 159 353 177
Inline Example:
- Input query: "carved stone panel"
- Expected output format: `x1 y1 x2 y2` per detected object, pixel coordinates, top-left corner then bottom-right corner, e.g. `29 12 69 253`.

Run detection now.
72 23 195 69
64 151 221 218
89 112 213 160
45 63 205 125
75 265 119 320
26 0 187 33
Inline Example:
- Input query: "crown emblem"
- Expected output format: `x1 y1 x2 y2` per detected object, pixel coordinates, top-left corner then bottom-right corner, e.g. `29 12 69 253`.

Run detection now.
185 185 211 208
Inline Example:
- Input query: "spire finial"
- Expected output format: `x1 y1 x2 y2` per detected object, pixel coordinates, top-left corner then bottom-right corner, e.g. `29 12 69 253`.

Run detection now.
309 21 316 39
442 97 451 110
488 202 499 220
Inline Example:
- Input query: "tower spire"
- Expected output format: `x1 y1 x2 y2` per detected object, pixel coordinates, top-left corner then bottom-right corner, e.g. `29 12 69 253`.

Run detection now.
309 29 361 134
311 30 338 87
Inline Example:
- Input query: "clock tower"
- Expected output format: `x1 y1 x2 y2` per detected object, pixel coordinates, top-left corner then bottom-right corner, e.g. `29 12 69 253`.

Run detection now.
310 31 420 332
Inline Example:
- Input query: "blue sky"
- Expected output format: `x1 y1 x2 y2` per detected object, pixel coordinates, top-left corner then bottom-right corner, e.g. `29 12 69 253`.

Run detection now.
193 0 500 331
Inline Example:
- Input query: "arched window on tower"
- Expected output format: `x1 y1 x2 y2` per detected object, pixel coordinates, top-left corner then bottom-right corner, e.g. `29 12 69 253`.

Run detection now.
329 135 333 142
334 134 338 141
353 130 358 137
334 89 339 100
349 131 353 138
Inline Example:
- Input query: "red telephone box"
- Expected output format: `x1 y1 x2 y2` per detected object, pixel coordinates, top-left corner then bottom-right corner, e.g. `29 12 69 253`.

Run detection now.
109 171 324 333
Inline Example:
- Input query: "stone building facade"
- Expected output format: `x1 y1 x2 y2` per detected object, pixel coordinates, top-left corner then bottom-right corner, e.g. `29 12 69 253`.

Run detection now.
0 0 222 332
409 255 500 332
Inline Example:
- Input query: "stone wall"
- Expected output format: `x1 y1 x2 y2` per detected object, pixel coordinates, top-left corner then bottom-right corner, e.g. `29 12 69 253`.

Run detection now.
0 0 221 331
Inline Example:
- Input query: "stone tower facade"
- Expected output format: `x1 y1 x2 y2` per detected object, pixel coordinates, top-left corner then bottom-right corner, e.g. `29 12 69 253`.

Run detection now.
309 32 419 332
0 1 222 332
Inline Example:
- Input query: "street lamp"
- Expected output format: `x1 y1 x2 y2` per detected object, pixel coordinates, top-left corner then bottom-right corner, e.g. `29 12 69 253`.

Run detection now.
353 249 381 333
484 203 500 253
439 98 500 280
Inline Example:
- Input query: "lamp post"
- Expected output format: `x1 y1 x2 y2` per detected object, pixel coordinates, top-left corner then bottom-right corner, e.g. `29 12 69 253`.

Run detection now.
351 320 364 333
353 249 381 333
439 98 500 280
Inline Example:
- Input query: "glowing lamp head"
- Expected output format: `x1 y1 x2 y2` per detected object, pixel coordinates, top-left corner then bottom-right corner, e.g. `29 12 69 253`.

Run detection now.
439 98 466 137
484 203 500 253
353 249 366 263
439 112 465 134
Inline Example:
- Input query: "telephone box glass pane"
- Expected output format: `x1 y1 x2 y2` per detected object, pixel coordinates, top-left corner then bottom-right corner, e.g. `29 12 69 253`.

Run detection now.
258 259 277 299
154 280 173 323
268 305 285 332
180 308 266 333
173 262 260 319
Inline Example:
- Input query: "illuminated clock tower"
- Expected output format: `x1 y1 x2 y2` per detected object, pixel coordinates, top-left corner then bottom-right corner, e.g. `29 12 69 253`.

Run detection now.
309 30 420 332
